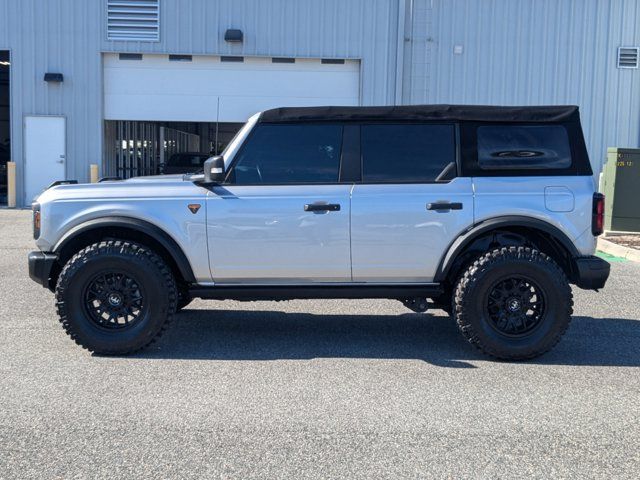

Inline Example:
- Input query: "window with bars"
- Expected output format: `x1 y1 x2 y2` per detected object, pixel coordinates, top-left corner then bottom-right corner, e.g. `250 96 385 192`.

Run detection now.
107 0 160 41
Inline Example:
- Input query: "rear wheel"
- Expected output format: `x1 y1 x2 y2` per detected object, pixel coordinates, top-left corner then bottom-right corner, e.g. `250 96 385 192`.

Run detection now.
55 240 177 354
453 246 572 360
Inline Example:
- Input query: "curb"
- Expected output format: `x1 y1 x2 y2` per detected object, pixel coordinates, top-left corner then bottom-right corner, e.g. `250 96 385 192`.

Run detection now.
597 238 640 263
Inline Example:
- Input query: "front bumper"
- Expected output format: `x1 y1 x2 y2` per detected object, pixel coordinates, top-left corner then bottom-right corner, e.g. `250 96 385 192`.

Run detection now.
573 255 610 290
28 251 58 289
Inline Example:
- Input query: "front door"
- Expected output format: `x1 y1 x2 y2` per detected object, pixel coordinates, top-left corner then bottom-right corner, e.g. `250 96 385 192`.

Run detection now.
350 123 474 282
206 123 351 283
24 116 65 203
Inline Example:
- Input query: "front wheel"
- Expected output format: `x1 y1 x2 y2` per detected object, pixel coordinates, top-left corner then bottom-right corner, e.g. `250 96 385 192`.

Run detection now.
453 246 573 360
55 240 177 354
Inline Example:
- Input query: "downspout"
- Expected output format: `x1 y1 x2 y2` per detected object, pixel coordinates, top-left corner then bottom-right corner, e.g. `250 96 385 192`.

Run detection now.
394 0 409 105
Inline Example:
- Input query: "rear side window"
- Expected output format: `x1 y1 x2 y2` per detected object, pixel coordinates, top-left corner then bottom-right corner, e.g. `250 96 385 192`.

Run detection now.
230 124 343 184
361 124 455 183
477 125 571 170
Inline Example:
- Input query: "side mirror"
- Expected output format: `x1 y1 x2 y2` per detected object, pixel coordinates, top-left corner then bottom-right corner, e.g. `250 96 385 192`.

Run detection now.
203 156 225 184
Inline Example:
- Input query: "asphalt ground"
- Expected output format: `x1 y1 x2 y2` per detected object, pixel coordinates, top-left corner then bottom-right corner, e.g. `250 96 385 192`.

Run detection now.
1 209 639 479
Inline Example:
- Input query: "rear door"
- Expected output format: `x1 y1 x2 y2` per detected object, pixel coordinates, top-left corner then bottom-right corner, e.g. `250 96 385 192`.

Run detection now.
350 123 474 283
206 123 352 283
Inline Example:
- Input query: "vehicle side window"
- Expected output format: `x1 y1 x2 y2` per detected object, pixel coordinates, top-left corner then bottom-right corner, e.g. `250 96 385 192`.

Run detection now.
229 124 343 184
477 125 571 170
361 124 456 183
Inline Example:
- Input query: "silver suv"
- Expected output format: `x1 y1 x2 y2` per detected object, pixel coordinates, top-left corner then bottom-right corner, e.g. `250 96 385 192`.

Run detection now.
28 105 610 359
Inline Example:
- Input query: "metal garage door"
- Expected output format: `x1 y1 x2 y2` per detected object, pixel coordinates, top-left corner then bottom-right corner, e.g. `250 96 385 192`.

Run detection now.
103 53 360 122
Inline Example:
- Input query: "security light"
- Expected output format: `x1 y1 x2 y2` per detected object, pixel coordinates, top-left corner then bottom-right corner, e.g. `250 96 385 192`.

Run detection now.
44 73 64 82
224 29 243 43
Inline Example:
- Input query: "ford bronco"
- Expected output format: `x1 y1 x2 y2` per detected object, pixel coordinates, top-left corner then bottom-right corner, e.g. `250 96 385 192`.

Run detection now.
28 105 610 359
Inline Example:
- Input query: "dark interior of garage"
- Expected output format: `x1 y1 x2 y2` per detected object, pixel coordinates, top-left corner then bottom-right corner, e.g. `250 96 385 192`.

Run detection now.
103 120 242 179
0 51 9 203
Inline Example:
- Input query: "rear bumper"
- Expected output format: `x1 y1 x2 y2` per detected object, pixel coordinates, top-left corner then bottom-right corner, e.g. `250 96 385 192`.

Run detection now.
28 251 58 289
573 255 610 290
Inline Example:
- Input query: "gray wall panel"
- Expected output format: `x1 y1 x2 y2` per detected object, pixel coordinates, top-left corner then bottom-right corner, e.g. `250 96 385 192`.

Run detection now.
0 0 104 205
1 0 638 205
403 0 640 173
1 0 401 205
103 0 401 106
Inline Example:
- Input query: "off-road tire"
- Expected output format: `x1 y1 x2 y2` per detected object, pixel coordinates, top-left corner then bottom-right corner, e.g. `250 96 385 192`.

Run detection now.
453 246 573 360
55 240 177 355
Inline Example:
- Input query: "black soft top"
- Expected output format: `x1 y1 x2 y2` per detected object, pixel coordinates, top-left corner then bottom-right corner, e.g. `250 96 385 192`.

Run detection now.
258 104 580 124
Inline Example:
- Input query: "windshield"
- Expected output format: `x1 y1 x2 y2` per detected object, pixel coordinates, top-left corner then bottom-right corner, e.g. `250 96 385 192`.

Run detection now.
220 113 260 169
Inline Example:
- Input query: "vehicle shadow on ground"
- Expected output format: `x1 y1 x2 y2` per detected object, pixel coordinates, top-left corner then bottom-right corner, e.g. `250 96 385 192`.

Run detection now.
125 309 640 368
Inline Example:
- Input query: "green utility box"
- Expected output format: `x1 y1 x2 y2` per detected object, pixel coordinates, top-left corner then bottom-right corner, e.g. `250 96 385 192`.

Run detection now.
602 148 640 233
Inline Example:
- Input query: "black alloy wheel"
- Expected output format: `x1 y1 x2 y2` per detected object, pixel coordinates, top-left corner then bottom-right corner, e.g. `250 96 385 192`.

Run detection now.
485 275 545 337
453 246 573 360
55 240 177 354
83 271 146 329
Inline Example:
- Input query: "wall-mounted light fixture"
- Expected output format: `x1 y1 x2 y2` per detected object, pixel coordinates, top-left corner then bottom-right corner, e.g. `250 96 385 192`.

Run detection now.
44 73 64 82
224 29 243 43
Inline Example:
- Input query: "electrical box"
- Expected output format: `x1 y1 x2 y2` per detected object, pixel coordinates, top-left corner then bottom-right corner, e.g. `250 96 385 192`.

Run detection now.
602 147 640 233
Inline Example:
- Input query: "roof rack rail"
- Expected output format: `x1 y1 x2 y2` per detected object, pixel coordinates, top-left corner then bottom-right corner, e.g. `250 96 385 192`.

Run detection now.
47 180 78 189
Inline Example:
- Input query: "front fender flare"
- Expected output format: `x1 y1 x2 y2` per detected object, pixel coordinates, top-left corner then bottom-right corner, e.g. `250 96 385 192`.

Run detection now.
53 216 196 283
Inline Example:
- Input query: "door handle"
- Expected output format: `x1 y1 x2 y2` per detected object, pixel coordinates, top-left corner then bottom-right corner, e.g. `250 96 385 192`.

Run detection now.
304 203 341 212
426 202 463 211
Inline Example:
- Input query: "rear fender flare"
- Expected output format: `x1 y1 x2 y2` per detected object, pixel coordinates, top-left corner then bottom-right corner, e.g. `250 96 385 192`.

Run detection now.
434 216 580 282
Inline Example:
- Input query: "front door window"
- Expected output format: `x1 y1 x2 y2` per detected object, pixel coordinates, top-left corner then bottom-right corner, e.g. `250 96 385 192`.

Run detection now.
229 124 343 184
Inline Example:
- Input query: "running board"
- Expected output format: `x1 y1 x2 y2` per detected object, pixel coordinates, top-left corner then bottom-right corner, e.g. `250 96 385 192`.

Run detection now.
189 284 443 301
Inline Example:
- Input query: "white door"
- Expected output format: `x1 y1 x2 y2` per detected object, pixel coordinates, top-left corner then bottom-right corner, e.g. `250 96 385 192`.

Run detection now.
24 116 65 203
104 54 360 122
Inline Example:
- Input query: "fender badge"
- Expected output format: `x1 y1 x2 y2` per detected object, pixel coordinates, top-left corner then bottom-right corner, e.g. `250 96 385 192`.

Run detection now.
187 203 201 214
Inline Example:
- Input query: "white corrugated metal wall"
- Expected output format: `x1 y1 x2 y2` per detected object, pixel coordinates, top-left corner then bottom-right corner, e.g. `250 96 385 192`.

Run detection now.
1 0 639 205
402 0 640 173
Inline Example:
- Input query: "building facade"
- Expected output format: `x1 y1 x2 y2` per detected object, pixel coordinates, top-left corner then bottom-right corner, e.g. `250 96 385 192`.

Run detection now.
0 0 639 205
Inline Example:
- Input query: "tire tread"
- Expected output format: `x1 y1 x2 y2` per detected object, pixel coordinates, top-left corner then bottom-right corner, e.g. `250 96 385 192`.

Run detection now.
453 246 573 360
55 240 177 354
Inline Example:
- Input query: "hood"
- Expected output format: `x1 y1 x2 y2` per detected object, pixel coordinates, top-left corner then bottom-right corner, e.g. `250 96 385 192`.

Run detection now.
118 174 187 183
34 175 205 204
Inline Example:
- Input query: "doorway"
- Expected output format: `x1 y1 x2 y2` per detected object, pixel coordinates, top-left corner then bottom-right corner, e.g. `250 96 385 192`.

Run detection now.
103 120 242 178
0 51 9 204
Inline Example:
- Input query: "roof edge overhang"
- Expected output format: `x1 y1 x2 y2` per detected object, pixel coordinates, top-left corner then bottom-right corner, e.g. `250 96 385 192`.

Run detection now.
258 104 580 124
